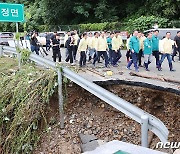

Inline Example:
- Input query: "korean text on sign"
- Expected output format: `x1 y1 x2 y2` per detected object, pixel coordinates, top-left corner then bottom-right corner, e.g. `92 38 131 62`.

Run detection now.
1 8 18 17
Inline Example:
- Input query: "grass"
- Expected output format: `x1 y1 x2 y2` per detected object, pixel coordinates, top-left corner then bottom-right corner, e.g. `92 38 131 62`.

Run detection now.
0 56 57 153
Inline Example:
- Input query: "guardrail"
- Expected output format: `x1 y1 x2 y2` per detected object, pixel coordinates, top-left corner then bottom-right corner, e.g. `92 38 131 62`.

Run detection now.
0 45 169 148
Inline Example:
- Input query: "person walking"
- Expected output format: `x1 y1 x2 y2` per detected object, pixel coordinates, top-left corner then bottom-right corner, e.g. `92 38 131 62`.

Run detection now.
172 31 180 62
93 32 109 68
52 34 61 62
30 32 39 55
158 32 175 72
87 32 94 62
107 32 114 65
112 30 123 67
64 31 71 58
65 32 75 65
78 33 88 67
45 32 51 51
50 31 57 42
127 31 140 72
152 30 160 68
92 32 99 60
143 32 153 71
126 34 131 63
138 32 146 67
73 30 79 61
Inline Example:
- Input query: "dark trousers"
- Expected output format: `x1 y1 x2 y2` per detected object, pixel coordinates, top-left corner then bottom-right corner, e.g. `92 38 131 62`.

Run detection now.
31 45 39 55
159 53 173 70
138 49 143 66
126 49 131 62
152 50 160 67
73 45 78 61
108 49 113 64
79 51 86 66
127 52 138 70
65 48 73 63
112 49 122 65
172 47 180 61
94 51 101 62
46 40 51 51
52 49 61 62
93 51 109 67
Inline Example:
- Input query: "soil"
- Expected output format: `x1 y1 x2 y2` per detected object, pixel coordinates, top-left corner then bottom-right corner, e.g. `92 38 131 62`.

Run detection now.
34 83 180 154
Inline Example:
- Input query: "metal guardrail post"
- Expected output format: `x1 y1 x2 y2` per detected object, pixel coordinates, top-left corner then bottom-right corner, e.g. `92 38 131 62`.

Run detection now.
0 45 3 57
17 52 21 69
57 68 64 129
141 115 149 147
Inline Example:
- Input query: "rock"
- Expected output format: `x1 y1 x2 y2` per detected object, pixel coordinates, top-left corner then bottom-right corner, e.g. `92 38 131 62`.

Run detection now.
87 120 93 128
97 140 106 146
69 119 74 124
73 138 77 144
76 118 80 123
49 141 56 148
99 131 104 136
84 131 89 135
113 129 119 135
101 104 105 108
92 130 98 135
79 134 97 144
87 130 92 135
124 129 127 133
83 105 86 108
80 140 99 153
71 114 76 119
109 129 112 134
104 137 109 142
96 127 101 132
60 130 66 135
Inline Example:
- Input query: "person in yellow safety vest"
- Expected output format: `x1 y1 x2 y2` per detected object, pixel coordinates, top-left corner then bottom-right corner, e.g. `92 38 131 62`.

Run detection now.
87 32 94 62
112 30 123 67
78 33 88 67
73 30 79 61
92 32 99 61
93 32 109 67
138 32 146 67
158 32 175 72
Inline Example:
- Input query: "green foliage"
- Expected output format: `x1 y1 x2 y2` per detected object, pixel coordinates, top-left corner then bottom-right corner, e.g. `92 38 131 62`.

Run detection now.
79 22 126 32
0 0 179 32
0 57 57 153
124 16 170 33
19 48 31 63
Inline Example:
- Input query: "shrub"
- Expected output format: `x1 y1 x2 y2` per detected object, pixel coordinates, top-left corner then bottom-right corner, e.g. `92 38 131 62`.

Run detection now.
124 16 170 33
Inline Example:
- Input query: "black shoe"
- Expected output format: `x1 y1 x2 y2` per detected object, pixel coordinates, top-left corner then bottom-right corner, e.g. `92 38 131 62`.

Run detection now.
170 69 176 72
158 67 162 71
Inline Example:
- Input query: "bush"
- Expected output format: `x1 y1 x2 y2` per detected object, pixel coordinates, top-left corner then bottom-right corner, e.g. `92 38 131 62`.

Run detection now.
124 16 170 33
79 22 126 32
171 20 180 28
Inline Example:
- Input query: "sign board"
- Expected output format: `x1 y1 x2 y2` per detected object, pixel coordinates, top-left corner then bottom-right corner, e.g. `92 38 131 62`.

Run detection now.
0 3 24 22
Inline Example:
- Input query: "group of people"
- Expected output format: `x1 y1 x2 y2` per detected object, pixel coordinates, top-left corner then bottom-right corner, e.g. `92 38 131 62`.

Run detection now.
127 30 180 72
31 29 180 73
62 30 124 67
